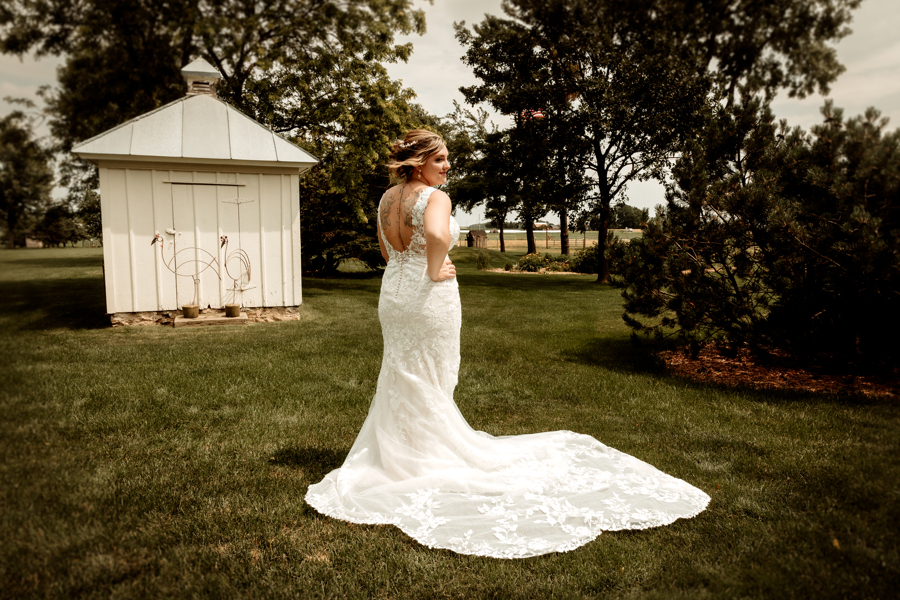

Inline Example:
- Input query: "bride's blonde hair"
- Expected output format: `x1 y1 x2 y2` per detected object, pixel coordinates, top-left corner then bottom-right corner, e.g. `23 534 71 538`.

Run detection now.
387 129 446 184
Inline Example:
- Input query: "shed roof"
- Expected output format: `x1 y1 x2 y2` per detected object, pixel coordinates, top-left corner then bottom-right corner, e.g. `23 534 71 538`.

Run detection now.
72 94 318 171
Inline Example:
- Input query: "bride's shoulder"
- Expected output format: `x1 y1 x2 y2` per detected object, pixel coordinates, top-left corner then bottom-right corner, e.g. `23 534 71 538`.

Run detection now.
424 187 451 204
382 184 403 198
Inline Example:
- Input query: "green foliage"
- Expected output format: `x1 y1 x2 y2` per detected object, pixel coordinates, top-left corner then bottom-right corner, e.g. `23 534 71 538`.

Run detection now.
297 164 385 273
513 252 572 273
570 243 602 275
515 253 545 272
610 204 649 229
0 109 54 248
35 202 83 247
458 1 711 279
568 232 634 276
617 97 900 365
443 111 550 255
76 190 102 241
504 260 514 271
0 0 428 263
545 259 571 272
456 0 860 281
475 250 491 271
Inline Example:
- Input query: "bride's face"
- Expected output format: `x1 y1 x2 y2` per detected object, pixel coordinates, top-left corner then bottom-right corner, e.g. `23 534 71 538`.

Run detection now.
418 146 450 186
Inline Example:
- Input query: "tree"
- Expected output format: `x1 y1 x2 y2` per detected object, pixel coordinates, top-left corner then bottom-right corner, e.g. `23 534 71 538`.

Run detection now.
35 202 83 247
458 0 708 281
443 105 530 254
76 190 102 242
610 204 648 229
0 110 54 248
650 0 861 107
458 0 862 282
1 0 427 266
617 97 900 366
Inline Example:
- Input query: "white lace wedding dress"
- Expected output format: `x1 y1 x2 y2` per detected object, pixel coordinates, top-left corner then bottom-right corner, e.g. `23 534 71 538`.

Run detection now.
306 186 710 558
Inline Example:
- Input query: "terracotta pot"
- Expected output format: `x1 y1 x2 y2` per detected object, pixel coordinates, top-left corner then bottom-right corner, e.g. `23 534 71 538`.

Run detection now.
225 303 241 318
182 304 199 318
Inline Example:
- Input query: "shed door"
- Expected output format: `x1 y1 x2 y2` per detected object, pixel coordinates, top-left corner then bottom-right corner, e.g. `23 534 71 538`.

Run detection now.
169 181 246 309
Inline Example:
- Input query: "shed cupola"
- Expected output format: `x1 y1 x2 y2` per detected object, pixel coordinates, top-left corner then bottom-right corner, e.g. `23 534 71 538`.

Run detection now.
181 57 222 97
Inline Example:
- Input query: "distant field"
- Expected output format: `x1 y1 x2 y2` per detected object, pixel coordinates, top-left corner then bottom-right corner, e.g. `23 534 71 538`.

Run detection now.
455 229 643 251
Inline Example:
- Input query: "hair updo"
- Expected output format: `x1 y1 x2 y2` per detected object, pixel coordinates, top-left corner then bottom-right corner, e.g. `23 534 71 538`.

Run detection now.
387 129 446 184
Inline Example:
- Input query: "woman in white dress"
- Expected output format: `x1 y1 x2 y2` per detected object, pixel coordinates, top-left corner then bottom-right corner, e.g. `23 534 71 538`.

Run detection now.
305 130 710 558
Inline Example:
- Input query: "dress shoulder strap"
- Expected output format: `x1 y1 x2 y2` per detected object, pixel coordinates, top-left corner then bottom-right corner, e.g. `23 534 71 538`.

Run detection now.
410 187 435 230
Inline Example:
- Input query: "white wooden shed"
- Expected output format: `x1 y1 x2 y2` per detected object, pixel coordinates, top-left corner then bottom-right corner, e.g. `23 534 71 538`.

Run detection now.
72 58 317 321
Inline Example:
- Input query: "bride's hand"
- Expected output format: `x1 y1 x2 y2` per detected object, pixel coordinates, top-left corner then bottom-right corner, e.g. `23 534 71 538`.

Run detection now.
432 258 456 281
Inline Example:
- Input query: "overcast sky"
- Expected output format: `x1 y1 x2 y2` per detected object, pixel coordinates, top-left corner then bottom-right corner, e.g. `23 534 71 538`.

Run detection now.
2 0 898 223
385 0 900 225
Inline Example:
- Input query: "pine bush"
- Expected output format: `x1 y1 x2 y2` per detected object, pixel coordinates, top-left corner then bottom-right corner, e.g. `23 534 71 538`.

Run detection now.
475 250 491 271
616 98 900 366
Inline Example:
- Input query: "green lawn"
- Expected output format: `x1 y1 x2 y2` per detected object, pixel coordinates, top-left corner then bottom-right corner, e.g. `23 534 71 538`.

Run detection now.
1 247 897 599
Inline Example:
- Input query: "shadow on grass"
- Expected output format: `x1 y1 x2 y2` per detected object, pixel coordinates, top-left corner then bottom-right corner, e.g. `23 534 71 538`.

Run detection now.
7 277 109 331
269 447 345 483
459 272 600 294
565 336 667 375
301 277 383 297
569 331 883 404
3 255 103 269
672 370 889 406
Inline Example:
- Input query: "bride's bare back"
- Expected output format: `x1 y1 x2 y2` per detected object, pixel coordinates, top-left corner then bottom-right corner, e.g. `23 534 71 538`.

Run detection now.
378 183 430 253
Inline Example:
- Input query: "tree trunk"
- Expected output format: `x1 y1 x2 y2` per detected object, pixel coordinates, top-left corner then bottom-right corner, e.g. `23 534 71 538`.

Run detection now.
499 223 506 253
597 211 610 283
559 206 569 255
524 215 536 255
6 229 13 249
593 141 611 283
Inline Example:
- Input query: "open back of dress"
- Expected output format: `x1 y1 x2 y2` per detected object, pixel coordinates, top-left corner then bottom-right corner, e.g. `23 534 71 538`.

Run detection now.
306 187 709 558
378 184 423 254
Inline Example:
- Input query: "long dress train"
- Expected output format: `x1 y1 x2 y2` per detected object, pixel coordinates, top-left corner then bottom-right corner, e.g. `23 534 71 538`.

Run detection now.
305 187 710 558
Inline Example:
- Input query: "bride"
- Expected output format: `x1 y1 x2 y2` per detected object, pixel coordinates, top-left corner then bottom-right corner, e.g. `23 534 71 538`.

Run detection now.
305 130 709 558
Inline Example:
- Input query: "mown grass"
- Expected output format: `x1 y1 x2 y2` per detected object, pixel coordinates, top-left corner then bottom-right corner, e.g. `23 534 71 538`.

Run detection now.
1 246 897 599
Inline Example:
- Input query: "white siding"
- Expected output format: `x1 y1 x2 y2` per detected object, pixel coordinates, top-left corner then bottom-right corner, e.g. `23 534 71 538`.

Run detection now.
192 171 222 309
260 174 284 307
280 175 292 306
98 168 117 313
238 173 263 307
216 173 244 306
151 170 177 310
170 171 197 307
102 168 133 313
124 170 158 311
103 165 302 314
291 174 302 305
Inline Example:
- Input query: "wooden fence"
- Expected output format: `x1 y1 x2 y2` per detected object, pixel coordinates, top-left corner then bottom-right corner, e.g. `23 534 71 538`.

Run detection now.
456 230 641 251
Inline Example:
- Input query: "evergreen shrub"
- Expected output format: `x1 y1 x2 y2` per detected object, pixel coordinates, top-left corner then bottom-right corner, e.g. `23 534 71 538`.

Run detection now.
475 250 491 271
617 98 900 366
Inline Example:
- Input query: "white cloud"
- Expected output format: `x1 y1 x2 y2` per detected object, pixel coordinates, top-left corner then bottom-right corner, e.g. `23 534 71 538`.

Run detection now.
386 0 508 124
0 53 62 139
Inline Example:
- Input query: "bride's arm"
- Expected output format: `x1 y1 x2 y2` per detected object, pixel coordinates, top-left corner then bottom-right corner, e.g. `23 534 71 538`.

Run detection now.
376 209 389 263
423 190 456 282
